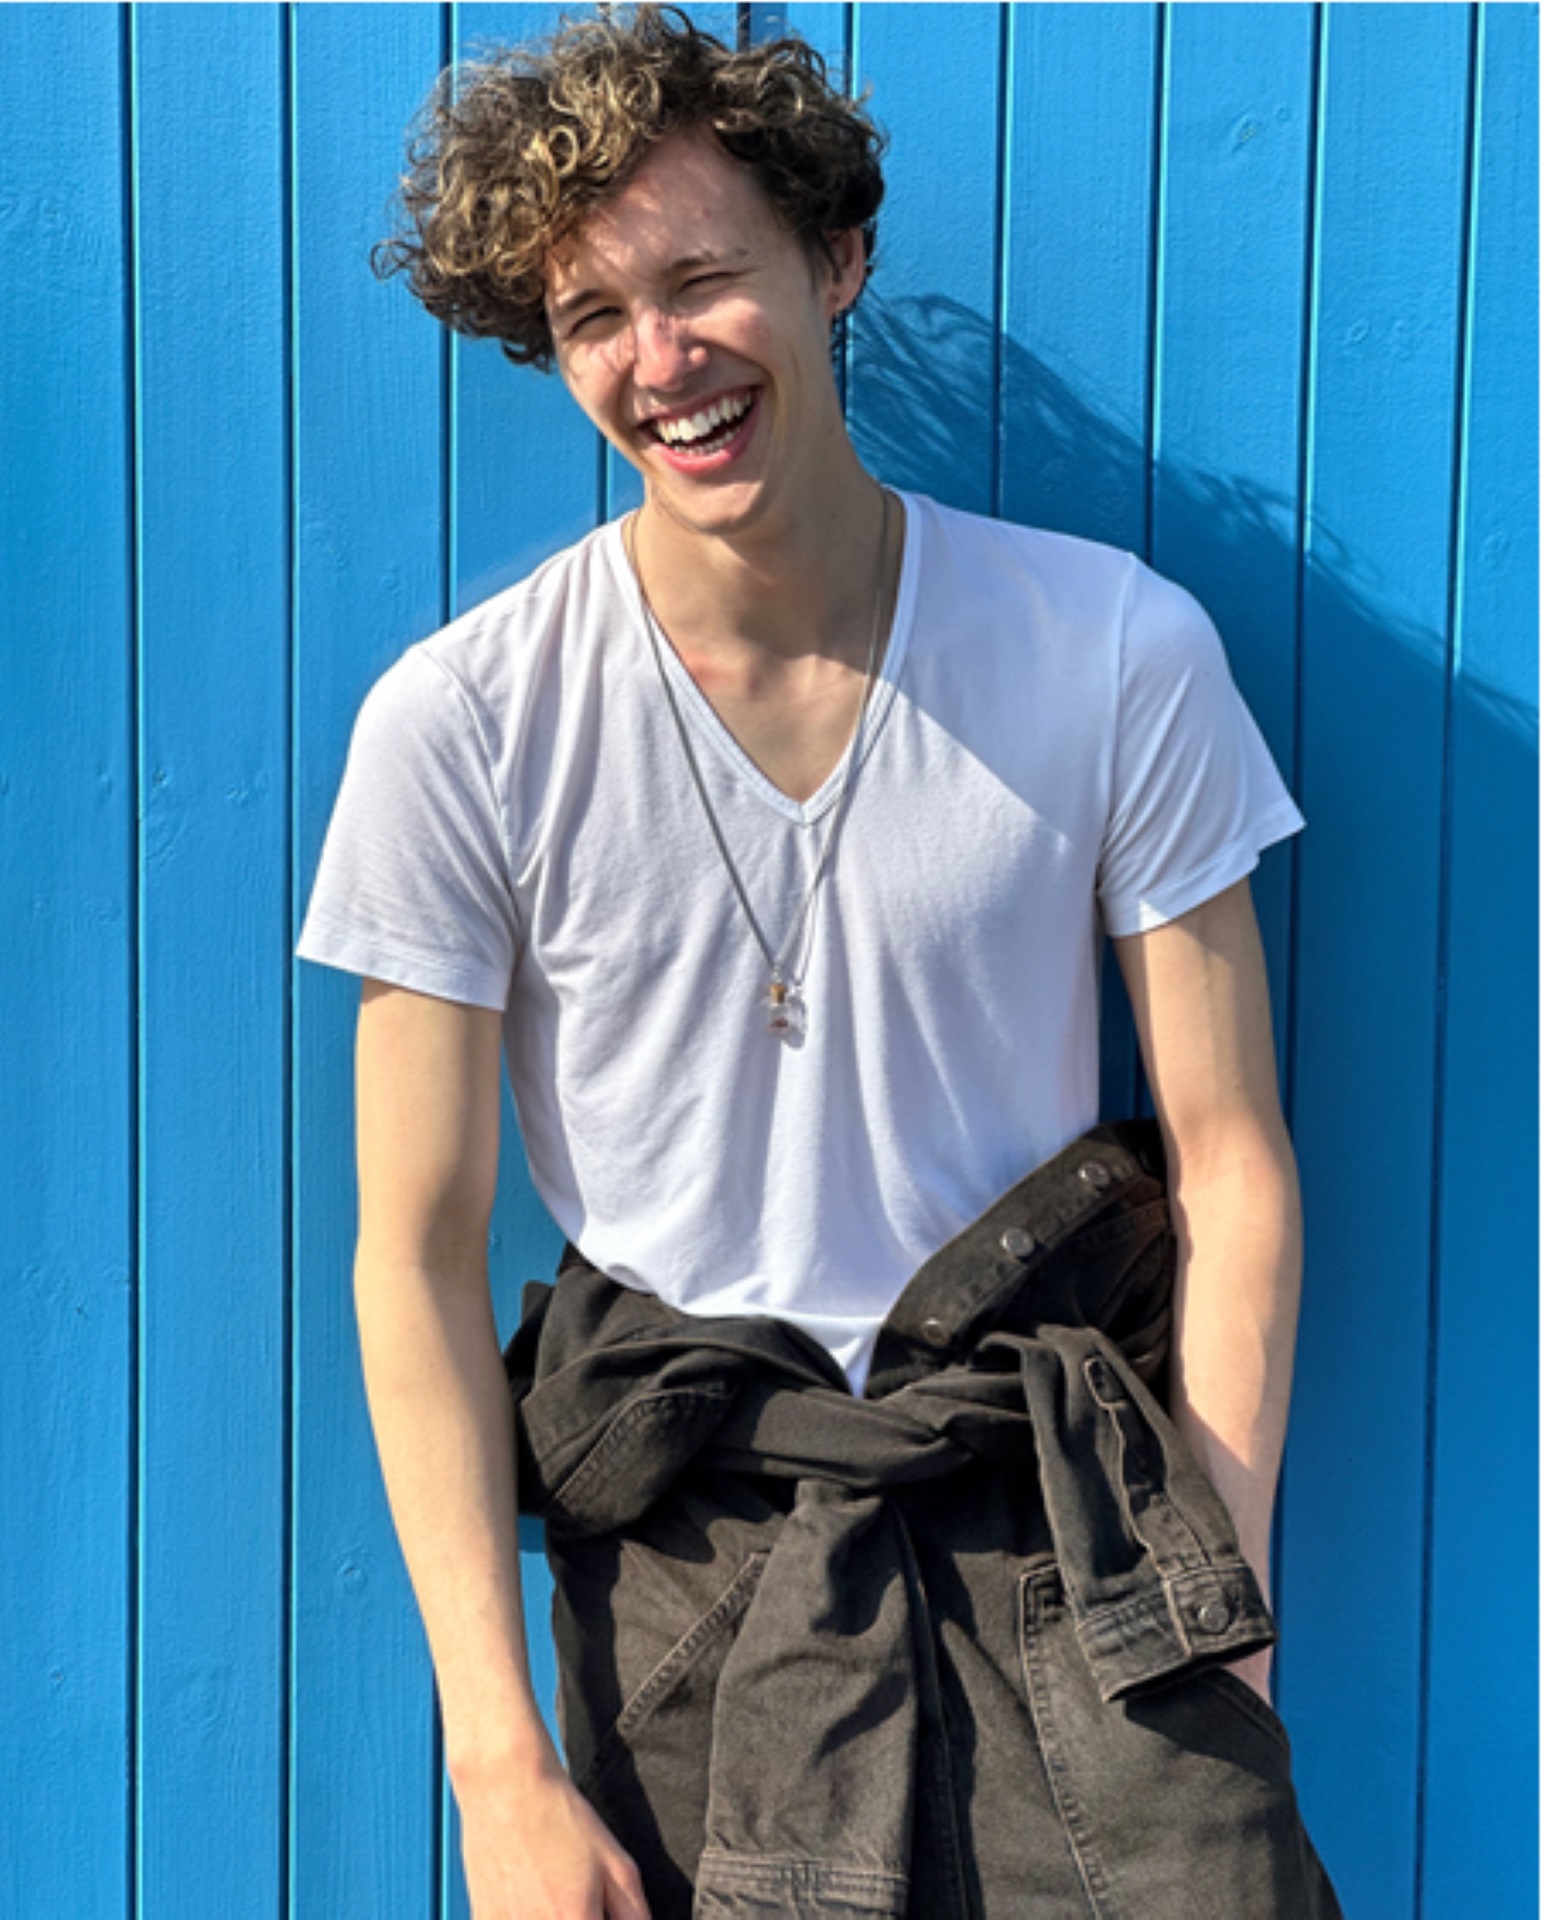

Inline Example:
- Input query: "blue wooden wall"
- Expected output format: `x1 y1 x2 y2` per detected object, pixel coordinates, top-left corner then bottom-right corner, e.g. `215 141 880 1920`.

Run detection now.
2 4 1535 1915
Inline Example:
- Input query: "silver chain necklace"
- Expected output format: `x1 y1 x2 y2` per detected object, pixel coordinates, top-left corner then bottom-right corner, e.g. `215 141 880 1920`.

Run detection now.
623 487 893 1041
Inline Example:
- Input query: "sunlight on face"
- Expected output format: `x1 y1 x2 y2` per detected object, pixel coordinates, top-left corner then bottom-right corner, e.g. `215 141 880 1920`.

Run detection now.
544 132 862 537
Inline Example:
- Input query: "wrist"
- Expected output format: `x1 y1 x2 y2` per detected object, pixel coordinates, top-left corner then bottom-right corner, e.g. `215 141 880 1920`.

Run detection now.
447 1719 564 1798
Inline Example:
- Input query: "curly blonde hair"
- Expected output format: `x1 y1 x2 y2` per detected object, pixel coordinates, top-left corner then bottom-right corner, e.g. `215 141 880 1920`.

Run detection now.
372 4 886 372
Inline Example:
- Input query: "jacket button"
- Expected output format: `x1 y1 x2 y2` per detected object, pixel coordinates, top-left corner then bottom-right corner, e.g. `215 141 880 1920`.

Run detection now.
920 1317 952 1349
1079 1160 1112 1190
1000 1226 1035 1259
1196 1599 1232 1634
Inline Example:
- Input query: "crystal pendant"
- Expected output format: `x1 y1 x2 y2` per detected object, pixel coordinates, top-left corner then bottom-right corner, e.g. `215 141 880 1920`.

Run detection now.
764 976 807 1039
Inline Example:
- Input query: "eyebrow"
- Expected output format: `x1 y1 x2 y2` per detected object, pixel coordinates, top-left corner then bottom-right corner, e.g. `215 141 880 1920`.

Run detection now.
548 248 755 326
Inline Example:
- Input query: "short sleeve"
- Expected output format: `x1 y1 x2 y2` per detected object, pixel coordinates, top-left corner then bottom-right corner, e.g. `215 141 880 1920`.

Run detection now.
295 646 520 1009
1096 558 1305 937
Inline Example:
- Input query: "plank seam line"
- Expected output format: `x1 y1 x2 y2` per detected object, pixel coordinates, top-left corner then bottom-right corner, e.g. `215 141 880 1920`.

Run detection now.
282 10 300 1917
1413 7 1484 1913
124 8 145 1918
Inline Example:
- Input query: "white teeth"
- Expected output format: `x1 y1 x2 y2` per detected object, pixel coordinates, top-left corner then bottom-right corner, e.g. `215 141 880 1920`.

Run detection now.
656 392 752 446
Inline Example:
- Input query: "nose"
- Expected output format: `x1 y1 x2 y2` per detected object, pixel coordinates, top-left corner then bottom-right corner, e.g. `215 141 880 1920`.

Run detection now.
630 305 708 392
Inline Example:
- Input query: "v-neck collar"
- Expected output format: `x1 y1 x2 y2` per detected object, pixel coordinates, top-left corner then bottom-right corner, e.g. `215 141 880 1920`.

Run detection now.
607 490 921 827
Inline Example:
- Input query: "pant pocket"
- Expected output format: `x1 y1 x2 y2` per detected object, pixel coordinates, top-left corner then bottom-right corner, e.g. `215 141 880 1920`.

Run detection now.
1190 1663 1295 1757
1016 1565 1343 1920
575 1546 770 1797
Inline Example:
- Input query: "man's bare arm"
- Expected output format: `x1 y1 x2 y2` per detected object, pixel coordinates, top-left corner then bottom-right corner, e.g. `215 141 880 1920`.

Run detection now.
1113 876 1303 1701
353 977 552 1783
354 980 653 1917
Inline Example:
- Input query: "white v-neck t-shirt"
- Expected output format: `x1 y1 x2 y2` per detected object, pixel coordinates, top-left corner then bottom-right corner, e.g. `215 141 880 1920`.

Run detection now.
297 492 1304 1396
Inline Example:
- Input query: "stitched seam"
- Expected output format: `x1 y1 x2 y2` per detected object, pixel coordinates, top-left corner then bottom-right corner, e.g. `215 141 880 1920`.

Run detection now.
549 1385 732 1510
1083 1357 1209 1570
1094 550 1141 911
959 1201 1172 1336
1071 1561 1259 1638
698 1847 908 1891
1016 1572 1124 1918
576 1550 769 1793
1032 1187 1167 1262
898 1519 970 1914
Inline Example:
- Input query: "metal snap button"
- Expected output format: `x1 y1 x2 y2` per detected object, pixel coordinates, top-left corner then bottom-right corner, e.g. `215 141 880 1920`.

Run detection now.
1000 1226 1035 1260
1196 1598 1232 1634
1078 1159 1112 1190
920 1317 952 1349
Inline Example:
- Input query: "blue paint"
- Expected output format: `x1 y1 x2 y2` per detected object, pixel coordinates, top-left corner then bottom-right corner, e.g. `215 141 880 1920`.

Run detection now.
133 6 291 1915
1421 9 1538 1917
996 2 1163 1122
0 9 135 1918
848 0 1003 513
1289 9 1474 1911
0 4 1533 1912
289 10 454 1917
1151 2 1315 1102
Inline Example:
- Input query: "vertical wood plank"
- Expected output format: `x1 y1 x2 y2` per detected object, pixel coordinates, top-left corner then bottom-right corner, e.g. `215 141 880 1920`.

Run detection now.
1421 7 1538 1913
996 1 1160 1124
452 2 603 610
133 4 289 1911
1000 2 1159 550
847 0 1003 513
291 6 451 1916
1285 7 1473 1912
1150 3 1313 1089
750 0 847 65
753 3 853 413
0 9 133 1917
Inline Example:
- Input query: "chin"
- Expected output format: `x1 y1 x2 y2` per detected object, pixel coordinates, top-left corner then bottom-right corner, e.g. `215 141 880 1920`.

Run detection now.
649 482 768 538
640 417 786 536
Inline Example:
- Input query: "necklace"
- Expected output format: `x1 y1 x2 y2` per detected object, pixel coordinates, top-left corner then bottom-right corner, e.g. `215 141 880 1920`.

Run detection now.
623 487 894 1041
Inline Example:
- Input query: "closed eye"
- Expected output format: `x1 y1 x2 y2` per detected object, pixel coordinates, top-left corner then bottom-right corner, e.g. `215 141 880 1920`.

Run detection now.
567 306 619 337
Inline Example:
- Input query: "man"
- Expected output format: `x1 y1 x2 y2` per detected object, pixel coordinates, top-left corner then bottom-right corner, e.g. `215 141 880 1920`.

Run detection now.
297 9 1338 1916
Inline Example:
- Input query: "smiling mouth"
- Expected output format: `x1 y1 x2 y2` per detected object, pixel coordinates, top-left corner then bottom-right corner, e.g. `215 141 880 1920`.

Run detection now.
642 387 759 458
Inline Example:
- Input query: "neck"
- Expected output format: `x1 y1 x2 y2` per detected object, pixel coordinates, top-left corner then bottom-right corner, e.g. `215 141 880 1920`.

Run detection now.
631 448 892 669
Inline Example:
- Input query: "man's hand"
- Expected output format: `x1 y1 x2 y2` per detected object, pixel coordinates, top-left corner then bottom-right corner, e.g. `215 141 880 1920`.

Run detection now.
458 1749 653 1919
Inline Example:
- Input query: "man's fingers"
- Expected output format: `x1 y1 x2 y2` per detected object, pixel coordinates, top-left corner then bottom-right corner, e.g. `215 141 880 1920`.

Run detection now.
606 1855 652 1920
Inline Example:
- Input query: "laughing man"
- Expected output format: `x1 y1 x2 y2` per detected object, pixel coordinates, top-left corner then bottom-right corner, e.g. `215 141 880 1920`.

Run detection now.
297 9 1341 1917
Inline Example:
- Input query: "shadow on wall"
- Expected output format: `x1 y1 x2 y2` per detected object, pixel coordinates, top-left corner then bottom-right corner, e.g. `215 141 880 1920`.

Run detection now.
842 281 1535 1248
853 289 1532 753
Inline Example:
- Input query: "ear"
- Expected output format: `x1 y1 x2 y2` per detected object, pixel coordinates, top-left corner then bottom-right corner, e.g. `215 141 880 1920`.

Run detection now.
821 227 867 317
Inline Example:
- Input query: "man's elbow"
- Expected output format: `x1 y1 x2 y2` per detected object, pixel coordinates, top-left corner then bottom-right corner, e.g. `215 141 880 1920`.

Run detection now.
1163 1099 1299 1198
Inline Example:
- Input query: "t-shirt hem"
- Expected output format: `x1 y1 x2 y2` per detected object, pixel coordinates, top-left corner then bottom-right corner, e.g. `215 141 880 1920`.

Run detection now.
294 919 511 1011
1098 799 1305 937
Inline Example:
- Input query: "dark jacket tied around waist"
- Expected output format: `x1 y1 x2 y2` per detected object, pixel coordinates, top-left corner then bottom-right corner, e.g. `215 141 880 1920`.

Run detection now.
501 1118 1288 1917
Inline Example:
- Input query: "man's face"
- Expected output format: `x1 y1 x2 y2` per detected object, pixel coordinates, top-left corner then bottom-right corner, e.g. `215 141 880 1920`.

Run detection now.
544 130 864 540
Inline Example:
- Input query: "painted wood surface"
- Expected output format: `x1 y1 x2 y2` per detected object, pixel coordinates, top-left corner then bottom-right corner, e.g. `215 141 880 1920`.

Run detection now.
0 10 135 1916
1 6 1534 1916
